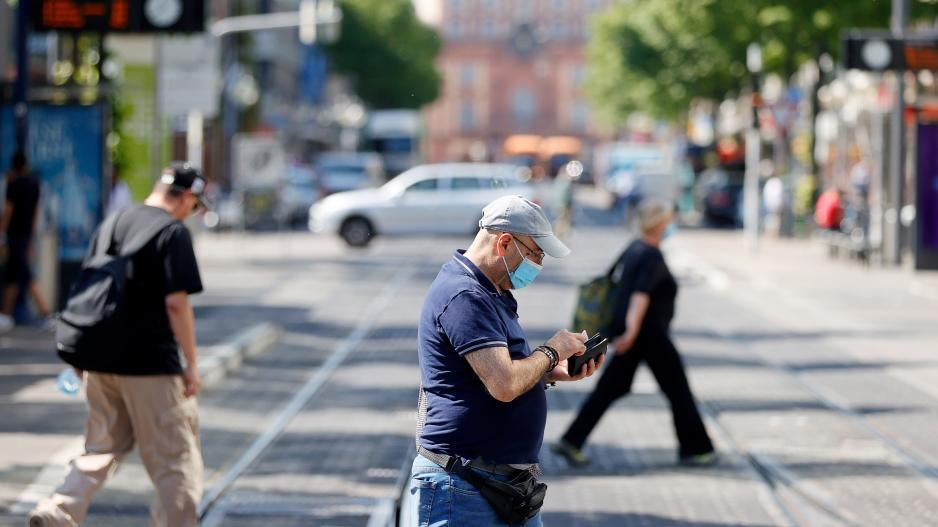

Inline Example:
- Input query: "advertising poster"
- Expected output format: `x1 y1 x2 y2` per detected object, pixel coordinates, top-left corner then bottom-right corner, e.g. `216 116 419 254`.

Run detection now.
1 104 105 262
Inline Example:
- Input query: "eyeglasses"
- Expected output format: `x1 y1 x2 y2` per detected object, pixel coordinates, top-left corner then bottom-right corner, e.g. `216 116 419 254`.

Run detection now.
187 192 202 212
514 236 545 264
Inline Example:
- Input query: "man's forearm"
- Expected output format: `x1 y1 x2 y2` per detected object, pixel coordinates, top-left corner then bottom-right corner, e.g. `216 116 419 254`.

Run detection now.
466 346 551 402
508 352 552 398
167 300 197 369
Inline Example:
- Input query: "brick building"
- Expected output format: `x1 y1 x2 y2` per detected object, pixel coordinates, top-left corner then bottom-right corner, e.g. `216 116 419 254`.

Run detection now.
416 0 616 165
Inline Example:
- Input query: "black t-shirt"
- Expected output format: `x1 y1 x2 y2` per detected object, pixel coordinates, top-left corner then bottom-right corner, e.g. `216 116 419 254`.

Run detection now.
5 173 40 245
86 205 203 375
609 239 677 338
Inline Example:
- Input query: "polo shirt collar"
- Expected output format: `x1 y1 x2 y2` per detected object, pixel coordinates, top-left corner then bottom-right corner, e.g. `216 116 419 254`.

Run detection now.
453 250 502 296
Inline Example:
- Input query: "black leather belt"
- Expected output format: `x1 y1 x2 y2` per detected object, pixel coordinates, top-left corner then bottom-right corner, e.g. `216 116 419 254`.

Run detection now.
417 445 527 478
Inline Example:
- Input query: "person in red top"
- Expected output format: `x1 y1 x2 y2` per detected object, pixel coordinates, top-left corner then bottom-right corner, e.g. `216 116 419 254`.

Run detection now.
815 187 844 231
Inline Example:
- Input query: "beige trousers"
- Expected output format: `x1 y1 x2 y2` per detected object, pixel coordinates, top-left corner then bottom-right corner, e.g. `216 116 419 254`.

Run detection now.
42 373 203 526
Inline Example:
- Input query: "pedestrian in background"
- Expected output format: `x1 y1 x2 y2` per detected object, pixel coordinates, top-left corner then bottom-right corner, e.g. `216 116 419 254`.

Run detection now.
553 198 716 468
0 151 52 332
552 162 575 240
403 195 603 527
28 163 209 527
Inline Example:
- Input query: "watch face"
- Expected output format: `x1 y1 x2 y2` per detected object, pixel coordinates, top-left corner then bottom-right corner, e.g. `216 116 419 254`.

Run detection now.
861 39 892 70
145 0 183 28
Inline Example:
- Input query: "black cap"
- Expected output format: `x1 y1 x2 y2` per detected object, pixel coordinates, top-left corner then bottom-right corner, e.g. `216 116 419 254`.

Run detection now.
161 162 211 210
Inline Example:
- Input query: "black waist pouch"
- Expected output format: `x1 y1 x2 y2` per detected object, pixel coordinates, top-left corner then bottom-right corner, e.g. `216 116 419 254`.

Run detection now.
452 461 547 524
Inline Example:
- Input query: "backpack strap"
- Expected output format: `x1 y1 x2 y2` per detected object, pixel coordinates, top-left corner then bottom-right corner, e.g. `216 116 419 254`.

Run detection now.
606 246 629 281
93 212 123 258
116 214 177 257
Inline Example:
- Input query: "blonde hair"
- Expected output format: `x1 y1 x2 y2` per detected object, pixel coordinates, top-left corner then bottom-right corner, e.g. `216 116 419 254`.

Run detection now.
637 198 674 233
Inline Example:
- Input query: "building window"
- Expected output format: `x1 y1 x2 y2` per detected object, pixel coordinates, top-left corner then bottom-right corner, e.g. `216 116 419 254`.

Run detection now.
551 21 568 40
573 65 586 88
481 21 498 38
514 0 533 17
482 0 497 10
460 101 475 132
552 0 566 11
460 64 475 89
571 100 589 131
512 88 537 127
447 19 464 38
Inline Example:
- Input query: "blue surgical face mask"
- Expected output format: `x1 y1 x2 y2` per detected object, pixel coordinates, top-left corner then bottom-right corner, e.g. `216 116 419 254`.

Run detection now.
503 240 543 289
662 222 676 241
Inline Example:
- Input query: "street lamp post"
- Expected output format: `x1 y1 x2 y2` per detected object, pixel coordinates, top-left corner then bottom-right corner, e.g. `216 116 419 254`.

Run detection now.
744 43 763 251
888 0 908 265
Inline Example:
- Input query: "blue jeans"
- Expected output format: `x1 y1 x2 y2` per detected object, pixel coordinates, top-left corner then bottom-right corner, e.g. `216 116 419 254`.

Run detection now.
400 454 543 527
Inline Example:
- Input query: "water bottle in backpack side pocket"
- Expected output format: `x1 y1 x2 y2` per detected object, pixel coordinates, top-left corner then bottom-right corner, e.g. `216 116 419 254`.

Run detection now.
57 368 83 396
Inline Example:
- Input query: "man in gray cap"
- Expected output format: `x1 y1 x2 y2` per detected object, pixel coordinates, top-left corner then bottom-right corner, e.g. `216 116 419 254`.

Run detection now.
402 195 603 526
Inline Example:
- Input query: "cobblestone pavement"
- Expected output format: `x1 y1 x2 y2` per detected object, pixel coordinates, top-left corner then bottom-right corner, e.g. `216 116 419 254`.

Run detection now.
3 196 938 526
535 217 938 526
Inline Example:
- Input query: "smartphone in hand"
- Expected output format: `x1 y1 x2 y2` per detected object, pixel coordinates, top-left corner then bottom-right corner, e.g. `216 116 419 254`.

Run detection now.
567 333 608 375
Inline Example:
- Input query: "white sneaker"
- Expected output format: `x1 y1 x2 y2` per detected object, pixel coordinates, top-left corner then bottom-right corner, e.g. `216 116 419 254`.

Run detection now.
0 314 14 333
26 501 78 527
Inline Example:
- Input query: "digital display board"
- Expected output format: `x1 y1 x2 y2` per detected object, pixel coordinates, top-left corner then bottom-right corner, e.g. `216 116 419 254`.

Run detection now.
844 32 938 72
31 0 204 33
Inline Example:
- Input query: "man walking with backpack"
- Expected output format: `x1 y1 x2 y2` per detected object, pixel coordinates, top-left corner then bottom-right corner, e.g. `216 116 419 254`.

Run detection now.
28 163 209 527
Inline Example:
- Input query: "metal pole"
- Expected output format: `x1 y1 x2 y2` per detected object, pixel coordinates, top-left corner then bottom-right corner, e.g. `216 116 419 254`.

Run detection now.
152 36 163 180
258 0 271 122
14 0 29 152
889 0 908 265
744 130 761 250
744 69 762 251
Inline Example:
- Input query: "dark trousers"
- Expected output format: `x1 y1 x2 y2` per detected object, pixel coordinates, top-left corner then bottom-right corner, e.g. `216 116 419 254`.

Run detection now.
561 331 713 458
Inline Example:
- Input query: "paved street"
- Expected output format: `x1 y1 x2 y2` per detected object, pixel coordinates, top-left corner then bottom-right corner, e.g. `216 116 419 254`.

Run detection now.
1 194 937 526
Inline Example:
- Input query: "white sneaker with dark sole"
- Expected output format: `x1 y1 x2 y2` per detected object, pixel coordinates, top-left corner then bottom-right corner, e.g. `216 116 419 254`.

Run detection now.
26 502 77 527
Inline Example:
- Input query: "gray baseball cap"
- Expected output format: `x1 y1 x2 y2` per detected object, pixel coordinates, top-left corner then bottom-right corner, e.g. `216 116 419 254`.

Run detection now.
479 195 571 258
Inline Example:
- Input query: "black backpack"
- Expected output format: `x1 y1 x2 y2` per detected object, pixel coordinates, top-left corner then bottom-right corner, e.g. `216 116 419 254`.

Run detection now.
56 210 175 371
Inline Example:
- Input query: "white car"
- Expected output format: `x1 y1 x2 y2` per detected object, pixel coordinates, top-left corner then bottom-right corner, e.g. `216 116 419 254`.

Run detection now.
309 163 541 246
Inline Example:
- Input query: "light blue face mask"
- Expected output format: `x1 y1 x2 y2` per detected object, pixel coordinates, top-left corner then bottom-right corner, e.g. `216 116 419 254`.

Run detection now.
662 222 676 241
503 240 543 289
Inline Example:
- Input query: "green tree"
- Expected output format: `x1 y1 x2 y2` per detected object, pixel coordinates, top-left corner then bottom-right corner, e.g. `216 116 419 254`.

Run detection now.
586 0 935 123
322 0 441 109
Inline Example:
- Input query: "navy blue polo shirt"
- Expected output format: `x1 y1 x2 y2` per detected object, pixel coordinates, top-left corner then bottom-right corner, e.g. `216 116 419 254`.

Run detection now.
417 251 547 465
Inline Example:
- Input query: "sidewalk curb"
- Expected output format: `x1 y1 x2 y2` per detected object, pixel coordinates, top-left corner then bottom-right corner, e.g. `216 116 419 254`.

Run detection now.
199 322 283 389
